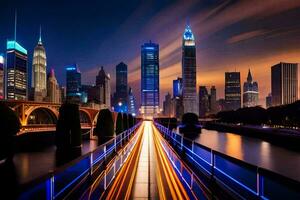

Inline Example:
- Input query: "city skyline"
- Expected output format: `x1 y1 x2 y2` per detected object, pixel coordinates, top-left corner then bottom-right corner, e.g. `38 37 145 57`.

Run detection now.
1 1 300 107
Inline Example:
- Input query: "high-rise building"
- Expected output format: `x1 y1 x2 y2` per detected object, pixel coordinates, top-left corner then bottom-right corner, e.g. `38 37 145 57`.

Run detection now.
243 69 258 107
163 93 172 116
210 86 218 114
46 69 60 103
66 64 81 103
32 28 47 102
199 86 209 117
60 86 66 103
128 87 137 116
96 67 111 108
0 54 4 99
225 72 241 110
6 40 28 100
113 62 128 112
271 62 298 106
182 23 197 115
141 41 160 118
173 77 182 98
266 93 272 108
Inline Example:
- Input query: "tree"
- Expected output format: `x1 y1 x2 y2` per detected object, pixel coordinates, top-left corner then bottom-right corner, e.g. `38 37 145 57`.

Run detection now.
128 114 134 128
56 103 82 150
0 102 21 160
95 109 114 144
115 112 123 135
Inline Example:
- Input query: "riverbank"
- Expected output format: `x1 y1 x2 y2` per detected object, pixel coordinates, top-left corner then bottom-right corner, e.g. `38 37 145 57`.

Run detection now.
204 122 300 151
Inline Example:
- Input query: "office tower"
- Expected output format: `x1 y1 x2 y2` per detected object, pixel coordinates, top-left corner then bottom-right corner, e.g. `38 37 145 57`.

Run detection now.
140 41 159 118
182 23 197 115
46 69 60 103
66 64 81 103
173 77 182 98
6 40 28 100
163 93 172 116
199 86 209 117
271 62 298 106
243 69 259 107
96 67 111 107
0 54 4 99
32 27 47 102
266 93 272 108
113 62 128 112
218 98 226 112
81 85 93 103
225 72 241 110
128 87 137 116
210 86 218 114
60 86 66 103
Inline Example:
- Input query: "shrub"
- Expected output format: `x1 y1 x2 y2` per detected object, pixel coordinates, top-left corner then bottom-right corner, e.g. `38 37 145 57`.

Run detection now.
95 109 114 144
115 112 123 135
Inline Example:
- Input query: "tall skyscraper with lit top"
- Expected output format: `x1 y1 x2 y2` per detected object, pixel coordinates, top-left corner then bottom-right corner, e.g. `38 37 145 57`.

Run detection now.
32 27 47 102
243 69 258 107
182 23 197 115
141 41 159 118
66 64 81 103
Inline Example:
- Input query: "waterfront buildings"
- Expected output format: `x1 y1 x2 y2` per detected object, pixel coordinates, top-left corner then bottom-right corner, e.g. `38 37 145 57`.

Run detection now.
266 93 272 108
46 69 60 103
32 28 47 102
271 62 298 106
243 69 258 107
128 87 137 116
113 62 128 112
182 23 197 115
66 64 81 103
6 40 28 100
163 93 172 116
173 77 182 98
140 41 160 118
225 72 241 110
0 54 4 99
199 86 209 117
210 86 218 114
96 66 111 107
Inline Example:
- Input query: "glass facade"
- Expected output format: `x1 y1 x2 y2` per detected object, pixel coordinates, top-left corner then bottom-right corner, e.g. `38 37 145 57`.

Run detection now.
128 87 137 116
243 69 258 107
114 62 128 111
6 40 28 100
141 42 159 117
0 54 4 99
182 24 197 115
173 77 182 98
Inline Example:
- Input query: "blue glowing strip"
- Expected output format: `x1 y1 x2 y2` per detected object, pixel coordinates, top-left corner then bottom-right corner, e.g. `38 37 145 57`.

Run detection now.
183 144 211 166
66 67 76 71
214 167 258 195
93 153 105 165
54 168 90 198
7 40 28 54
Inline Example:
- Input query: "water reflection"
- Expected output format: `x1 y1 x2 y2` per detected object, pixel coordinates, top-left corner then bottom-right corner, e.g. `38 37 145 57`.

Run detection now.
0 160 18 198
225 133 243 160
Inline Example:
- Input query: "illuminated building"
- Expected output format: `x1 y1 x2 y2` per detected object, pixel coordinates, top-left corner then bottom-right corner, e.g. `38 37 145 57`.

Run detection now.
271 62 298 106
32 27 47 102
6 40 28 100
210 86 218 114
46 69 60 103
173 77 182 98
182 23 197 115
113 62 128 112
225 72 241 110
199 86 209 117
0 54 4 99
243 69 258 107
66 64 81 103
96 66 111 108
128 87 137 116
140 41 160 118
163 93 172 116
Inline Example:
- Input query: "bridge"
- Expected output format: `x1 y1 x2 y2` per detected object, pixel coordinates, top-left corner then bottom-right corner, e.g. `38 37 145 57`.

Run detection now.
14 120 300 200
1 100 107 135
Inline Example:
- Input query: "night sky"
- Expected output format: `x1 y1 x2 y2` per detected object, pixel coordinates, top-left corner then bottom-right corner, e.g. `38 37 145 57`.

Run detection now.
1 0 300 107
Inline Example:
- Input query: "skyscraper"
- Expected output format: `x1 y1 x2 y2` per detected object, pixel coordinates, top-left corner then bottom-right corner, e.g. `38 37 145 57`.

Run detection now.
141 41 160 118
66 64 81 103
163 93 172 116
243 69 259 107
173 77 182 98
199 86 209 117
210 86 218 114
113 62 128 112
32 27 47 102
6 40 28 100
46 69 60 103
128 87 137 116
266 93 272 108
96 66 111 107
225 72 241 110
0 54 4 99
271 62 298 106
182 23 197 115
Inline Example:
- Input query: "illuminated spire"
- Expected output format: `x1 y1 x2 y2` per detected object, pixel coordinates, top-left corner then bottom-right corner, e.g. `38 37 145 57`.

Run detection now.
247 69 252 82
38 25 42 44
183 21 194 41
14 10 17 41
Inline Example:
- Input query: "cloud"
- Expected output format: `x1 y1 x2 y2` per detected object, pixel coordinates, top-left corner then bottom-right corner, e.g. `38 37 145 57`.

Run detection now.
227 30 270 44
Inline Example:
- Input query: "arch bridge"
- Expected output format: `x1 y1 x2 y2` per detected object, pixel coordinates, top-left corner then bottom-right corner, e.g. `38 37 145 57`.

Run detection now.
1 100 105 135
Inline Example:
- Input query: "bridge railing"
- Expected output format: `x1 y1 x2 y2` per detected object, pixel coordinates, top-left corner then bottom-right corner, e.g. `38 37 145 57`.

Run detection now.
155 122 300 200
19 122 142 200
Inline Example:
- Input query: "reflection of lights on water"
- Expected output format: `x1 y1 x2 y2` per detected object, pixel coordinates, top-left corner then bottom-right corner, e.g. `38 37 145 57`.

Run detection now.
118 102 122 106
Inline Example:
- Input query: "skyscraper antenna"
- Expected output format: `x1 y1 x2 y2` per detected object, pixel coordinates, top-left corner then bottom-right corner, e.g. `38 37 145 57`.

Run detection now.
14 10 17 41
39 25 42 43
